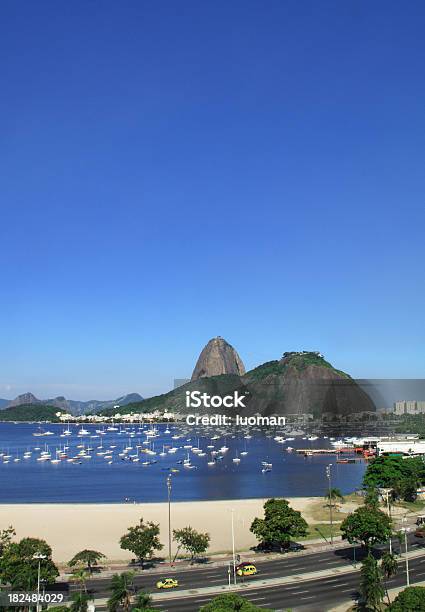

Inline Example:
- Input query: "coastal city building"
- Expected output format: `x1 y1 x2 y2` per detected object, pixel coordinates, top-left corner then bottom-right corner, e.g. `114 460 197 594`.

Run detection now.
377 437 425 457
393 400 425 415
56 410 175 423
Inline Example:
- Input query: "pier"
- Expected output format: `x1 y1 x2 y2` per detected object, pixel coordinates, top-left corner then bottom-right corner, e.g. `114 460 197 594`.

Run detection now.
295 448 355 454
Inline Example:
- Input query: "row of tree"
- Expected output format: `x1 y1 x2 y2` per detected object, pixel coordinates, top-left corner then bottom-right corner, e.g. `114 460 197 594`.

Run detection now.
341 453 425 610
119 520 211 566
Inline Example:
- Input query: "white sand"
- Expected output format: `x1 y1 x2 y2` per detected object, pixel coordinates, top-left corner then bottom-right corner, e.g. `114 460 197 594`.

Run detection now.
0 497 316 562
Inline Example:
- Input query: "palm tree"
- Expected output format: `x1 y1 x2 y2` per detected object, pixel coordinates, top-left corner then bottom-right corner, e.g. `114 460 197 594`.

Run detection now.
381 551 398 604
131 591 155 612
360 553 384 611
72 568 88 593
107 571 135 612
324 487 344 506
70 591 90 612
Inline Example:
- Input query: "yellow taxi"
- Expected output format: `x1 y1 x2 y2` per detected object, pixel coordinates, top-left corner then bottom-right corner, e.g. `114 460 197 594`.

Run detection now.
236 563 257 577
156 577 179 589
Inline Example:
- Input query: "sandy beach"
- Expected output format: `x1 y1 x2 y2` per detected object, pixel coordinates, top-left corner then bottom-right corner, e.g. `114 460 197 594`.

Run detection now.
0 498 319 562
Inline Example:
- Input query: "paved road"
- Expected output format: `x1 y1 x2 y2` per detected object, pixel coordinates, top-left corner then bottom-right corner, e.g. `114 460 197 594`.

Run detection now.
147 554 425 612
78 546 362 598
76 535 425 608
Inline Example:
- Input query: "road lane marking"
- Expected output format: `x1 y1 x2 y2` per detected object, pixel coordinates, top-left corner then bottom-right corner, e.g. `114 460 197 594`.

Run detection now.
249 597 267 601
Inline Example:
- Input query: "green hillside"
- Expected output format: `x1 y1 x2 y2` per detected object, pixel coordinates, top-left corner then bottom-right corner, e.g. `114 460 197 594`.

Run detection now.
98 375 244 416
280 352 351 378
0 404 62 422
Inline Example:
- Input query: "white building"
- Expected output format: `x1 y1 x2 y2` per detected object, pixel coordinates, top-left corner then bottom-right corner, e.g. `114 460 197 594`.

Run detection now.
377 438 425 456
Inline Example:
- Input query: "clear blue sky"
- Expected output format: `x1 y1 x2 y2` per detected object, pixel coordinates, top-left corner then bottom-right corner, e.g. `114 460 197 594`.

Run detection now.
1 1 425 400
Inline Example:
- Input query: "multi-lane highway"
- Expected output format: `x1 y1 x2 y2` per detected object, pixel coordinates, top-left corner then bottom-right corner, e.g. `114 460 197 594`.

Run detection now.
75 536 425 611
151 554 425 611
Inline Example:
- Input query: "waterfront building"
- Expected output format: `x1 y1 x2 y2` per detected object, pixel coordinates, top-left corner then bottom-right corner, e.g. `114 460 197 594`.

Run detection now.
377 438 425 456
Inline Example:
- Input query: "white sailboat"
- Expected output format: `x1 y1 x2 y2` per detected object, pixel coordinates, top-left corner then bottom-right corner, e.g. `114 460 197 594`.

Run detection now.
232 450 241 463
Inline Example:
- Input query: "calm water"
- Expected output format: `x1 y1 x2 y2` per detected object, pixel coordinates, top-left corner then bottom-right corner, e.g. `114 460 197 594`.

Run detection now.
0 423 366 502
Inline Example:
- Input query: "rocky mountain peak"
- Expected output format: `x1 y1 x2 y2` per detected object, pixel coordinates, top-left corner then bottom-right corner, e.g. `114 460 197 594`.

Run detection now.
8 392 41 407
191 337 246 381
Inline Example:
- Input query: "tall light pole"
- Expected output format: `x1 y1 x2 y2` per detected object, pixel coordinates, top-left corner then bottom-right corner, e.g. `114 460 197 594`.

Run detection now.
401 520 410 586
326 464 334 546
33 552 46 612
166 474 172 565
385 490 392 554
231 509 236 585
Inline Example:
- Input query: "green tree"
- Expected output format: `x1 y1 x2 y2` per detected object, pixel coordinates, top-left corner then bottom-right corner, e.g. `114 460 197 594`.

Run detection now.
359 554 384 611
0 526 15 556
324 487 344 506
381 551 398 604
120 520 163 568
363 456 425 501
173 526 210 563
107 571 135 612
389 586 425 611
364 487 380 510
340 505 392 551
71 568 89 593
250 498 308 551
69 549 106 574
199 592 268 611
400 478 418 502
0 537 59 590
70 591 91 612
131 591 156 612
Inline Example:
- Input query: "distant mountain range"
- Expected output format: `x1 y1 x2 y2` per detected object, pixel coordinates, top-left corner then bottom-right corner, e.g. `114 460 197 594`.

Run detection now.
0 392 144 415
6 337 407 421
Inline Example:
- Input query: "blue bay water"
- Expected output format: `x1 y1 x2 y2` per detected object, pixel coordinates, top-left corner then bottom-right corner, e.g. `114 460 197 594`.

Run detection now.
0 423 366 503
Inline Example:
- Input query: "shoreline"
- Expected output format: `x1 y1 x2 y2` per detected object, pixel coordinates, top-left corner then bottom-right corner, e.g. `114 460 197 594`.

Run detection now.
0 495 327 504
0 497 321 562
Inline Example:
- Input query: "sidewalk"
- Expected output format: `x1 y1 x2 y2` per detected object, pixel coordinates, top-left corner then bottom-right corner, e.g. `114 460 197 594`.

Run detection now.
59 536 346 580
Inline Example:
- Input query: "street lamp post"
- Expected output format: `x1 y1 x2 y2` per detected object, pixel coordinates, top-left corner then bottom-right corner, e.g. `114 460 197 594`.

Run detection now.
326 464 334 546
33 552 46 612
166 475 172 565
231 509 236 585
401 521 410 586
385 490 393 554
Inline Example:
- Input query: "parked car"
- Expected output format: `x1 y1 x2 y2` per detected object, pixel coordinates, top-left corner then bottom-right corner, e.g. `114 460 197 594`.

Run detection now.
283 542 304 552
